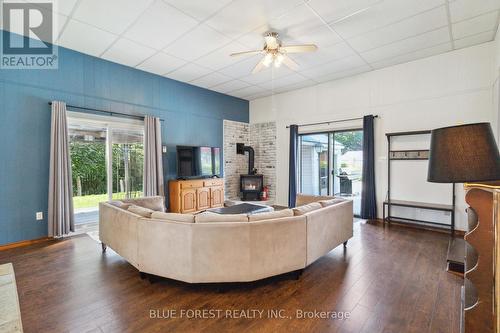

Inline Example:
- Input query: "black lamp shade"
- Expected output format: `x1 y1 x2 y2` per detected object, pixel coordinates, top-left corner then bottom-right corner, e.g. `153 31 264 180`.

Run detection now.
427 123 500 183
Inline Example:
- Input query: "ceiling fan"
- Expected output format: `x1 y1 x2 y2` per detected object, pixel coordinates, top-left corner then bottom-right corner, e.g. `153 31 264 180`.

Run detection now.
230 32 317 74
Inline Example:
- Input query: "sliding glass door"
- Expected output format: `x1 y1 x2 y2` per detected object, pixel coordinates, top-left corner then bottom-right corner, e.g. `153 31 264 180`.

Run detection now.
299 129 363 215
68 113 144 230
111 128 144 200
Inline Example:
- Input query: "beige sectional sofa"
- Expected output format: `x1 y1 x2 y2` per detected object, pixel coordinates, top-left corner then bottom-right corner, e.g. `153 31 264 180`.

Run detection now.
99 194 353 283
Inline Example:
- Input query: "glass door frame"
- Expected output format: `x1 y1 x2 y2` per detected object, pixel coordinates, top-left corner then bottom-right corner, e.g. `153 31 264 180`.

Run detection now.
67 111 145 202
298 127 363 214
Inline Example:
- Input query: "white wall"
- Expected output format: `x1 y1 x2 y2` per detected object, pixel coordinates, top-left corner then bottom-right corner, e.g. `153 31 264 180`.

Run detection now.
250 42 497 231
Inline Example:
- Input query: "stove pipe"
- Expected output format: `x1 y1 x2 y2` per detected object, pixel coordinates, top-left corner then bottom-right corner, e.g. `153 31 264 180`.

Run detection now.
236 143 256 175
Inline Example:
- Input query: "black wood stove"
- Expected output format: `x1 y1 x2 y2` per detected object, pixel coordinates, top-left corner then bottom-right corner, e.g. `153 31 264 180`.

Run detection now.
237 143 263 201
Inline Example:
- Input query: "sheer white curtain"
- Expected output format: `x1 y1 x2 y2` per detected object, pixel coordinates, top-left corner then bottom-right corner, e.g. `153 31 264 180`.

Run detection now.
48 101 75 237
143 116 164 197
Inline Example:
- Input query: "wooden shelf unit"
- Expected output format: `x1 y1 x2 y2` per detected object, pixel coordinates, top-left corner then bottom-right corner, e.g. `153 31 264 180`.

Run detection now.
460 183 500 333
384 130 455 233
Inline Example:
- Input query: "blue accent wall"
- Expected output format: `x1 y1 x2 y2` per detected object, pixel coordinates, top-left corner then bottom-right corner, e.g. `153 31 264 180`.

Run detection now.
0 31 248 245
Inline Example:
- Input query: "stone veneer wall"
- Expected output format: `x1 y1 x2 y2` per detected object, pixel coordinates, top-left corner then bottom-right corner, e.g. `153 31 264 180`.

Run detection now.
223 120 276 201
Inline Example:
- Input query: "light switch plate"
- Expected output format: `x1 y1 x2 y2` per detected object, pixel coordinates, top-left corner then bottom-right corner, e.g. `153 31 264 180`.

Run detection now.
36 212 43 220
162 146 167 153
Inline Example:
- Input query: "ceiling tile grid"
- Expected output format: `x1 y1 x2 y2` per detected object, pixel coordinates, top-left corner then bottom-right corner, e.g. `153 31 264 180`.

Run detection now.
3 0 499 100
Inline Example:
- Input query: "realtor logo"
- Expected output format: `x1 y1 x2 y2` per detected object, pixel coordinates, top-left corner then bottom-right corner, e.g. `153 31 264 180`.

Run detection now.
1 1 58 69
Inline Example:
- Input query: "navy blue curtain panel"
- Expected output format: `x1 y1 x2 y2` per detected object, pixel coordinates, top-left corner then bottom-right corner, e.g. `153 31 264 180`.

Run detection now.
288 124 299 208
361 115 377 219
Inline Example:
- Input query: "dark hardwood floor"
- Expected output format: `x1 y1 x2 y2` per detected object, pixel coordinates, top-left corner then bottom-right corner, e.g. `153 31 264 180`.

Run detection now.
0 221 462 333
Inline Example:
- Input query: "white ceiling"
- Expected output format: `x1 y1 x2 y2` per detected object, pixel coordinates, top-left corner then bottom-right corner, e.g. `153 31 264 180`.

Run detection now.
3 0 500 100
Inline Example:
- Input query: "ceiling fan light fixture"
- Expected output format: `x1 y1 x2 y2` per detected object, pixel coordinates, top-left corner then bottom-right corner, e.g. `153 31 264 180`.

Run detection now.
263 53 273 67
274 53 284 67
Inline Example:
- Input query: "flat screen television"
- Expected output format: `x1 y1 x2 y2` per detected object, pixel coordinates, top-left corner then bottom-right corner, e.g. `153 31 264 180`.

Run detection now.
176 146 221 178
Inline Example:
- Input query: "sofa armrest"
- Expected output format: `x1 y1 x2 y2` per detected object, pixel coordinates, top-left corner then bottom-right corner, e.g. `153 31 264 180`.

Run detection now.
99 203 140 267
305 200 353 266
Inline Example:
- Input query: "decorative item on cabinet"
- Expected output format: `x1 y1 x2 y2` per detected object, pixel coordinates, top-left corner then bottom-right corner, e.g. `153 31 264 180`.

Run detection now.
169 178 224 213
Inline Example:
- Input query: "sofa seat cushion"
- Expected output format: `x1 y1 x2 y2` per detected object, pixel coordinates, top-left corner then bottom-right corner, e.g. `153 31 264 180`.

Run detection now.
248 209 294 222
122 196 165 212
151 211 195 223
319 198 346 207
293 202 322 216
195 212 248 223
128 205 155 218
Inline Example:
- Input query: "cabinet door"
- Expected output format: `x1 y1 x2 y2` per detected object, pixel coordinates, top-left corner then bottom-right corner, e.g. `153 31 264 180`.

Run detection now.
210 186 224 208
196 187 211 211
180 189 197 213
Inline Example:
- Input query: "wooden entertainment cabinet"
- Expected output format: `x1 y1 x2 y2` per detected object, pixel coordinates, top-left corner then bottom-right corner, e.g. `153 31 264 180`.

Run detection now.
169 178 224 213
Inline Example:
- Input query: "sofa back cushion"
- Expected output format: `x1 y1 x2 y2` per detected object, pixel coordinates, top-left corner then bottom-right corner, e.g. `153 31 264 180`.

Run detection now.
319 198 346 208
248 209 294 222
195 212 248 223
293 202 322 216
128 205 155 218
107 200 131 210
122 196 165 212
296 194 335 207
151 211 195 223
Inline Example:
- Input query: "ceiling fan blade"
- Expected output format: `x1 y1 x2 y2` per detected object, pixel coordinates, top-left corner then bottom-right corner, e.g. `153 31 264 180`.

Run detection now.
280 44 318 53
230 50 263 57
281 55 299 71
252 57 267 74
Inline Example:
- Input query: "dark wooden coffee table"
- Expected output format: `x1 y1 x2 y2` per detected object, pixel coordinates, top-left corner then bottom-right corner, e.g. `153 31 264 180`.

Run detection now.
208 203 273 215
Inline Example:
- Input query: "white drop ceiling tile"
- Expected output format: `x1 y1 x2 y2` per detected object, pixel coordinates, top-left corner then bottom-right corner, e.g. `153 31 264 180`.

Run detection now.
307 0 382 24
164 0 232 21
360 27 450 63
230 85 266 98
164 24 231 61
211 80 251 93
194 41 251 70
204 0 303 39
268 3 324 39
314 64 371 83
289 41 355 70
136 52 187 75
73 0 154 35
449 0 500 22
164 63 212 82
217 56 263 78
300 55 367 79
239 65 295 85
454 30 496 49
286 25 343 49
452 11 499 39
245 91 272 100
237 25 270 50
330 0 445 39
124 0 198 50
258 72 309 89
102 38 157 67
273 79 317 93
370 42 452 69
348 6 448 52
58 19 118 57
190 72 233 88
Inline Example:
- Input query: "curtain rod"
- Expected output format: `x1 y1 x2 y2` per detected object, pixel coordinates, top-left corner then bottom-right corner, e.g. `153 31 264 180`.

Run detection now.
47 102 164 122
285 115 378 128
